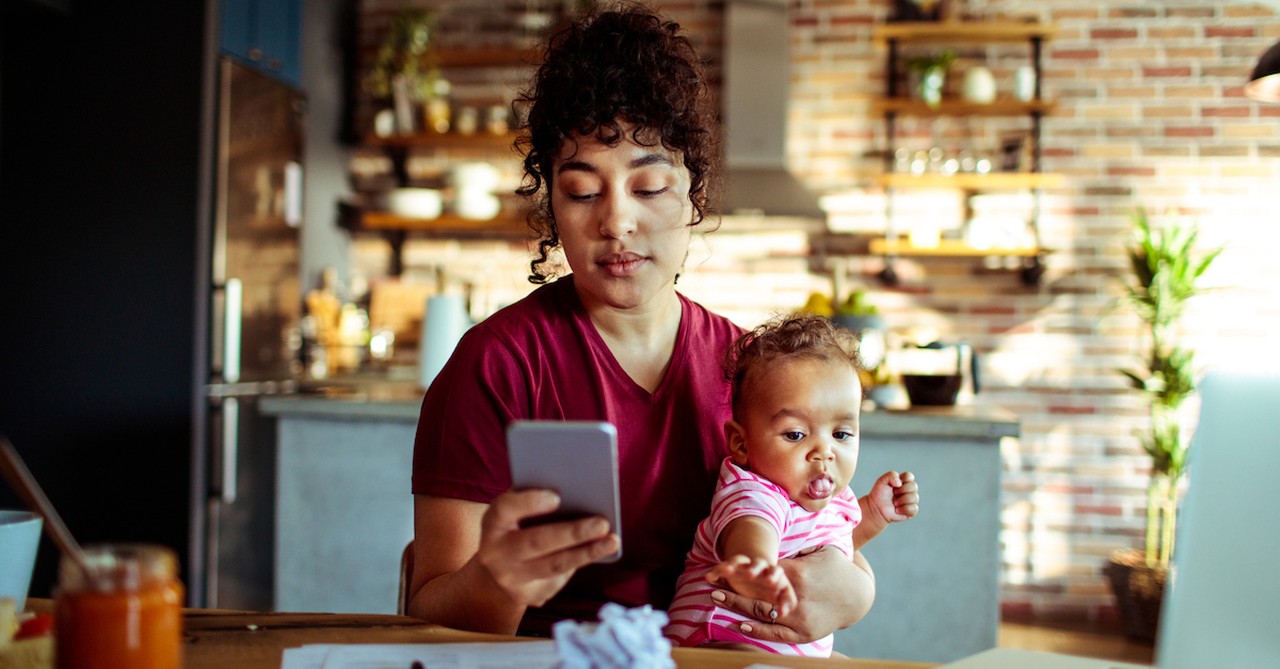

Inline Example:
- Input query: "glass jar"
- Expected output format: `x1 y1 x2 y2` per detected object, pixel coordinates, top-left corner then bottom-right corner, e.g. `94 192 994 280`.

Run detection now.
54 544 183 669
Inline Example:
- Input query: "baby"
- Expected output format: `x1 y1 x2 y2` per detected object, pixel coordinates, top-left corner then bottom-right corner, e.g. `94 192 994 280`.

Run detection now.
664 314 919 656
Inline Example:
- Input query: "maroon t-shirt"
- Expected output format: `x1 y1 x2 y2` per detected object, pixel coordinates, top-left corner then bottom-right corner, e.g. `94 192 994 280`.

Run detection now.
412 276 743 634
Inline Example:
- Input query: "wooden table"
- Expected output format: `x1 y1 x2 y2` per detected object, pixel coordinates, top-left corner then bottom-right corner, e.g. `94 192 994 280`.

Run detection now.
28 600 932 668
184 609 931 669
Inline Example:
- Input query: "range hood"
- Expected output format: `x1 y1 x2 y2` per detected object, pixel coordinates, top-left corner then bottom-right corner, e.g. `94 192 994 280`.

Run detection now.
720 0 825 220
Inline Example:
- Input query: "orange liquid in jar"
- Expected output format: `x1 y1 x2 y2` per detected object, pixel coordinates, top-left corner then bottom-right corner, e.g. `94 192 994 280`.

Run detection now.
54 544 184 669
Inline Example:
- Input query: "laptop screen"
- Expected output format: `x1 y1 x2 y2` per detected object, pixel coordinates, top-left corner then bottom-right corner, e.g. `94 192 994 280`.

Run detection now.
1155 372 1280 667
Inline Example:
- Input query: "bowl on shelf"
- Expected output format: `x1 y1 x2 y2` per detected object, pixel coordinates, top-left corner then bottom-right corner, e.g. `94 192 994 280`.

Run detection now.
901 373 962 406
385 188 443 219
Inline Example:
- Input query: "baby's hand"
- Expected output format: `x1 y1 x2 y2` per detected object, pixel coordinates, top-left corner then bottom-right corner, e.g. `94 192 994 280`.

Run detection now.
705 555 797 618
868 470 919 525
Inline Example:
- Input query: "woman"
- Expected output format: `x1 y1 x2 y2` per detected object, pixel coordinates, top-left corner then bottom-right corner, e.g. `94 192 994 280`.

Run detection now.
407 3 875 645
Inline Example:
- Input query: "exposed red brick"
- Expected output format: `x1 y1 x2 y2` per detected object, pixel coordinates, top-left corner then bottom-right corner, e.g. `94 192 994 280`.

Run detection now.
1053 49 1101 60
1202 106 1253 117
1049 405 1098 415
1091 28 1138 40
1164 126 1215 137
1142 66 1193 78
1205 25 1256 39
1107 166 1157 176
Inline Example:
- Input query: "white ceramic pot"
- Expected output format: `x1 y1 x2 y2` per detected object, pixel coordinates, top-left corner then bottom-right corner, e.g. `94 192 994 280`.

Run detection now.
963 66 997 104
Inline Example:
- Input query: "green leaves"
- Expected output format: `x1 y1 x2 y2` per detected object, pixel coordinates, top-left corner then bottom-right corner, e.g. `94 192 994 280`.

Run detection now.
365 9 438 100
1121 206 1219 564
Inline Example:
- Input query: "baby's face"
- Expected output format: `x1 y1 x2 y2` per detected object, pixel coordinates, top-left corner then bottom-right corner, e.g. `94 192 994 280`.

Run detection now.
732 357 862 513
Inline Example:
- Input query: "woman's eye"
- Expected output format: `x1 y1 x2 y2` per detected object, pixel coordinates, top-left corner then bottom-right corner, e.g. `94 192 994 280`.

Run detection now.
566 192 598 201
635 187 668 197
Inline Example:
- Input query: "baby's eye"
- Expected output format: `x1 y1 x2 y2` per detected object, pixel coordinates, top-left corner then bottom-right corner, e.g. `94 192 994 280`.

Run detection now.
833 430 856 441
782 431 805 442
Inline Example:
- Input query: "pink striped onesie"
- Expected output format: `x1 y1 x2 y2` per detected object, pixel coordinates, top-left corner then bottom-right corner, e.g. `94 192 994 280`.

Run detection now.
663 458 860 657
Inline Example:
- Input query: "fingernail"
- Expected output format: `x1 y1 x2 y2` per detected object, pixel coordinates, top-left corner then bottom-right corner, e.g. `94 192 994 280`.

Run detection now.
739 623 753 633
589 518 608 535
711 590 726 602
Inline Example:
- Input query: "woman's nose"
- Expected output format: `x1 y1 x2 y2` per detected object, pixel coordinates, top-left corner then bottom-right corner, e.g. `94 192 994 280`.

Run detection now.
598 194 638 239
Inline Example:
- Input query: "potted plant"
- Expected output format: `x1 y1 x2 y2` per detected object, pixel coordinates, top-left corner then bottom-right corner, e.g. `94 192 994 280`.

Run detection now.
1105 207 1221 640
906 49 955 108
364 9 446 134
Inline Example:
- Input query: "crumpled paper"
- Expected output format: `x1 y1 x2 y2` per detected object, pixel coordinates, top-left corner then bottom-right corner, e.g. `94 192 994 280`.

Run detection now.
552 603 675 669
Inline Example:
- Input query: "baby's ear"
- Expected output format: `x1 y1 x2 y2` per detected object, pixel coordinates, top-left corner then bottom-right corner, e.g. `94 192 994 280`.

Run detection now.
724 420 750 467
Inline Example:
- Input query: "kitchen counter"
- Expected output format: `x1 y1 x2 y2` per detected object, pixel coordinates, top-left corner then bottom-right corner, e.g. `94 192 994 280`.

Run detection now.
260 379 1015 664
259 380 1020 438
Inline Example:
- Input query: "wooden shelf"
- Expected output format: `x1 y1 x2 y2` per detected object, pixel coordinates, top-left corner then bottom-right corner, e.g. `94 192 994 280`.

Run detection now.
349 210 527 237
873 98 1056 117
877 172 1064 189
874 21 1055 44
869 238 1042 257
363 131 519 152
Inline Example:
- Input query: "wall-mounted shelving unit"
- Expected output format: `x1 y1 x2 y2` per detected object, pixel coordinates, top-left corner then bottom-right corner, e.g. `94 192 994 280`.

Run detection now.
872 21 1060 285
344 46 539 275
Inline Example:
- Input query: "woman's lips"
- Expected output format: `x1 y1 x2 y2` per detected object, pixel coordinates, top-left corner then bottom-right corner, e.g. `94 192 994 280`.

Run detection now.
598 252 646 277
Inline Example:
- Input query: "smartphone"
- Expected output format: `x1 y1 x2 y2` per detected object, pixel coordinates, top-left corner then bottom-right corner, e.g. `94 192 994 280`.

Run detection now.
506 420 622 563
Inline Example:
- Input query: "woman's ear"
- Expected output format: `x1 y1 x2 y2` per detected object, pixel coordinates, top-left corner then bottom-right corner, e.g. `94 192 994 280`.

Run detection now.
724 420 750 467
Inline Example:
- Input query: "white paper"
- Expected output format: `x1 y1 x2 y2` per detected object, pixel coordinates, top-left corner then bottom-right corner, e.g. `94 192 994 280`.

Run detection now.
280 641 559 669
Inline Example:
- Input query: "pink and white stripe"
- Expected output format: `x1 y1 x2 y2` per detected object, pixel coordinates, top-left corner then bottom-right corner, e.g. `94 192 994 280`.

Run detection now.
664 459 859 657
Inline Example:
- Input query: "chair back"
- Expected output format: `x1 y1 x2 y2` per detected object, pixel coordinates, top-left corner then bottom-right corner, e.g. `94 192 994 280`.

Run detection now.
397 540 413 615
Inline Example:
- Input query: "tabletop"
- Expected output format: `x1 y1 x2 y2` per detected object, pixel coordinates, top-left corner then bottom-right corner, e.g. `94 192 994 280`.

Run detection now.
25 600 934 668
182 609 932 669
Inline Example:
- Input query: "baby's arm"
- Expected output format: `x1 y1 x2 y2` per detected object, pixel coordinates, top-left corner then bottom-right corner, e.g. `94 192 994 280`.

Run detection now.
853 470 919 549
706 516 798 618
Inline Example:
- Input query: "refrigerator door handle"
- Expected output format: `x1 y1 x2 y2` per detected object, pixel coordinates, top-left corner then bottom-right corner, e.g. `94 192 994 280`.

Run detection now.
223 277 242 384
284 161 303 227
219 396 239 505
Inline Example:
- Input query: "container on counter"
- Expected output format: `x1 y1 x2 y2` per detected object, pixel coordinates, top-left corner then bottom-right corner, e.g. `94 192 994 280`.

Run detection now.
54 544 183 669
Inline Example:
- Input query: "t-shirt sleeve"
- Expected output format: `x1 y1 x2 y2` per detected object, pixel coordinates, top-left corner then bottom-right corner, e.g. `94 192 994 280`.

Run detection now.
705 476 790 557
411 321 530 502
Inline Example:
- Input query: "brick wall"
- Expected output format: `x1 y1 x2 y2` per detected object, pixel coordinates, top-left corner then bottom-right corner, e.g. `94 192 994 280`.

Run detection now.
349 0 1280 626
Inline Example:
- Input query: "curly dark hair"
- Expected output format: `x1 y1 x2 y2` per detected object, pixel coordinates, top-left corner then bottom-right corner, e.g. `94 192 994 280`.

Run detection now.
513 2 721 284
727 314 863 417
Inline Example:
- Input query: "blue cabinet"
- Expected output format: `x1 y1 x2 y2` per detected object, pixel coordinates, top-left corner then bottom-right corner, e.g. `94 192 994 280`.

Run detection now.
220 0 301 86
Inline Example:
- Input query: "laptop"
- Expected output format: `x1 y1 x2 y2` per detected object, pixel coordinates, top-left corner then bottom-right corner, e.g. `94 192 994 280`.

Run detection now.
943 372 1280 668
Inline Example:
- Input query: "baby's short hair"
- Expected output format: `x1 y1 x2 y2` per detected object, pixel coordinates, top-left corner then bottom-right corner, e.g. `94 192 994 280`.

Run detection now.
727 314 862 415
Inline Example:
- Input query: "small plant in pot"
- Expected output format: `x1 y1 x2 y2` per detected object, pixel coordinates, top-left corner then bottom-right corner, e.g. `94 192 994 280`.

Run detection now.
1105 207 1220 641
364 9 445 134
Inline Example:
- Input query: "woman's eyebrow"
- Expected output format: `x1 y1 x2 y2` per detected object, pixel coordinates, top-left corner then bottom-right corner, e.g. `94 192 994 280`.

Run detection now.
555 152 674 175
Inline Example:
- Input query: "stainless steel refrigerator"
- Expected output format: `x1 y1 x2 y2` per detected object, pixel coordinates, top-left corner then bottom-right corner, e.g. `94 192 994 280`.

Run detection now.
190 57 305 610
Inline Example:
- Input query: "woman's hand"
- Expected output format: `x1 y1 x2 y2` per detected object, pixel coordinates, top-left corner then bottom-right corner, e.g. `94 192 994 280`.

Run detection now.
705 555 798 619
474 488 621 607
710 546 875 644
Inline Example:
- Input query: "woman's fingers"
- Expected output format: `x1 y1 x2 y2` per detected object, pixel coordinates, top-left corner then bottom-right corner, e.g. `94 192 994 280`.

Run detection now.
475 489 616 606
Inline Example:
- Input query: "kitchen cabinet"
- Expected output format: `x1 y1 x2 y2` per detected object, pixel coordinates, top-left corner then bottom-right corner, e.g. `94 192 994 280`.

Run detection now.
220 0 301 86
872 21 1060 285
344 46 538 275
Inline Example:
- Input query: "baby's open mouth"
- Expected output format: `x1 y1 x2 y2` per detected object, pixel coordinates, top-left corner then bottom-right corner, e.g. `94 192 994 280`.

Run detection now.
807 476 834 500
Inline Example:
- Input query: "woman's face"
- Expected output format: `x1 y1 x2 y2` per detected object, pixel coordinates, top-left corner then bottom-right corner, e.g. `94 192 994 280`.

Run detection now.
727 357 862 513
550 127 694 312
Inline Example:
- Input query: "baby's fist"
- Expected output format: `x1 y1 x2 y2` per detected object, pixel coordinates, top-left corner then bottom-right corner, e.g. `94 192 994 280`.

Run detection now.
871 470 919 523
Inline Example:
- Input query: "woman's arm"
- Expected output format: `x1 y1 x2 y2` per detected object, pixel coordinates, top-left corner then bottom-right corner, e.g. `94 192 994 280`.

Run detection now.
406 491 619 634
710 545 876 643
